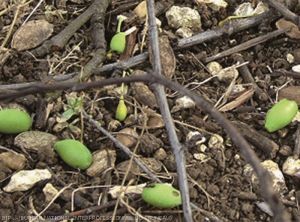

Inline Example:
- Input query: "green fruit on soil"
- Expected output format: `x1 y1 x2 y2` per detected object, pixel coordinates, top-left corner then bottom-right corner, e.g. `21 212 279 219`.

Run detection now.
110 32 126 53
0 109 32 134
54 139 92 170
115 98 127 121
265 99 298 133
142 183 182 208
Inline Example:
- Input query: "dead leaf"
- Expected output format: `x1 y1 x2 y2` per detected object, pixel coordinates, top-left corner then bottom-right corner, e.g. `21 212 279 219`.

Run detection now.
143 108 164 129
276 18 300 39
219 88 255 112
149 35 176 79
131 70 157 108
134 1 147 19
11 20 54 51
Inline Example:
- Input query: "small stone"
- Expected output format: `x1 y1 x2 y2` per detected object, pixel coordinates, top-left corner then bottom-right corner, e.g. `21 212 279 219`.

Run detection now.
166 6 201 32
287 53 295 63
116 158 162 176
43 183 59 203
193 153 208 161
140 134 163 156
293 48 300 63
14 131 57 151
207 61 223 75
11 20 54 51
292 64 300 73
116 128 138 148
86 149 116 177
0 152 26 170
208 134 224 149
4 169 52 192
279 145 292 156
172 96 195 112
176 27 193 38
154 148 167 161
244 160 287 194
282 156 300 176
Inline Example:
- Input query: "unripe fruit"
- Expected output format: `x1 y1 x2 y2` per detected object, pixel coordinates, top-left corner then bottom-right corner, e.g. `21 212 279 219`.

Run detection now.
110 32 126 53
115 98 127 121
265 99 298 132
54 139 92 170
0 109 32 134
142 183 182 208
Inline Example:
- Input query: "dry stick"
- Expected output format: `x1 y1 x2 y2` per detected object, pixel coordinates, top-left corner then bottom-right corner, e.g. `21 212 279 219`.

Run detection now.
232 121 279 158
79 0 111 81
146 0 193 221
204 29 286 63
232 53 268 101
0 73 291 221
31 0 108 57
177 10 277 49
0 52 148 91
293 123 300 158
83 111 161 183
263 0 300 26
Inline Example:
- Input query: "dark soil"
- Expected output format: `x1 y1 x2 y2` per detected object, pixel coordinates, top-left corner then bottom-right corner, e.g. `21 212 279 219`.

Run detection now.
1 0 300 221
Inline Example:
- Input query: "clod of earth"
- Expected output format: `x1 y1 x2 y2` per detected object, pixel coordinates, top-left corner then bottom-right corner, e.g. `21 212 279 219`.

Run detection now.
142 183 182 208
0 109 32 134
54 139 93 170
264 99 298 133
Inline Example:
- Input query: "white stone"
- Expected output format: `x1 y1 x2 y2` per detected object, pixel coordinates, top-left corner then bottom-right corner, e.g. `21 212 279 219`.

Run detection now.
166 6 201 31
43 183 59 203
282 156 300 176
4 169 51 192
292 64 300 73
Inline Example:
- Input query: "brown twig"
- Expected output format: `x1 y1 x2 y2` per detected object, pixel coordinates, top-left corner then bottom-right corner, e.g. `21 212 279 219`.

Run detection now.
204 29 286 63
263 0 300 26
146 0 193 221
232 121 279 158
0 52 148 92
31 0 109 57
83 111 161 182
233 53 268 101
78 0 110 80
177 10 278 49
293 123 300 158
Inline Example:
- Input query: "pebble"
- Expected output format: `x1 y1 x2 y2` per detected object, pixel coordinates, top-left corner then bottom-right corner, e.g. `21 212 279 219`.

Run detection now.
0 152 26 170
4 169 52 192
86 149 116 177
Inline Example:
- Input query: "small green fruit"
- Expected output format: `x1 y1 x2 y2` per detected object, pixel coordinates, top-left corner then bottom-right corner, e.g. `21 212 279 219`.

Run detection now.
54 139 92 170
115 98 127 121
0 109 32 134
142 183 182 208
110 32 126 53
265 99 298 132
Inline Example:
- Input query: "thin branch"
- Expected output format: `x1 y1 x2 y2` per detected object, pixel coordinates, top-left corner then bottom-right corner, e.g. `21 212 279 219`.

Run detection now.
78 0 110 80
263 0 300 26
146 0 193 221
31 0 108 57
83 111 161 182
204 29 286 63
0 52 148 91
177 10 278 49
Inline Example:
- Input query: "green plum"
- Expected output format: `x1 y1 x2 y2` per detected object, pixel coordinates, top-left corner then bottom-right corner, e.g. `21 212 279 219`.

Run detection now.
265 99 298 132
54 139 92 170
0 109 32 134
142 183 182 208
